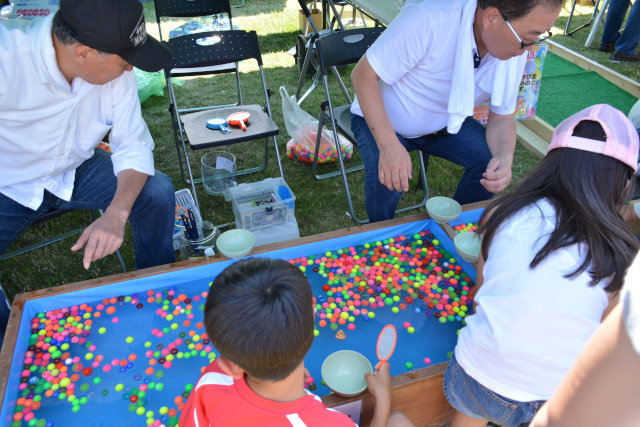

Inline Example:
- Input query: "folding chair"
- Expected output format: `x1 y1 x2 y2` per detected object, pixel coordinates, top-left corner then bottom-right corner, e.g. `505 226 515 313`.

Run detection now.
0 208 127 272
312 27 429 224
328 0 368 30
162 30 283 208
153 0 241 99
154 0 243 205
564 0 606 35
295 0 345 104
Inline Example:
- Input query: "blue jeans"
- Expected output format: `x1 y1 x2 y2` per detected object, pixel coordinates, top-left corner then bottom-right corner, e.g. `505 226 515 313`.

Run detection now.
351 114 493 222
444 353 545 427
602 0 640 55
0 149 176 269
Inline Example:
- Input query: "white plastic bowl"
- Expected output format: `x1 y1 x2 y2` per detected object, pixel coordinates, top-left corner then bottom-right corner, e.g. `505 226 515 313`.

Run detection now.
454 231 482 263
321 350 372 397
216 229 255 259
425 196 461 224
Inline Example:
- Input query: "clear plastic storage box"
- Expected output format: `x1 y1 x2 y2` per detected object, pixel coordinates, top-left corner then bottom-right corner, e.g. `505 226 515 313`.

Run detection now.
224 178 296 230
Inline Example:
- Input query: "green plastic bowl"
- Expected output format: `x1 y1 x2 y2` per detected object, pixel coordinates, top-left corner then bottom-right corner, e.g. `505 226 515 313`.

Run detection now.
321 350 372 397
216 229 255 259
425 196 462 224
454 231 482 263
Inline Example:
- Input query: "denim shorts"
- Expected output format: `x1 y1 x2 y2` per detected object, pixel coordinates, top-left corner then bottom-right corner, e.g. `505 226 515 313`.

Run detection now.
443 353 545 427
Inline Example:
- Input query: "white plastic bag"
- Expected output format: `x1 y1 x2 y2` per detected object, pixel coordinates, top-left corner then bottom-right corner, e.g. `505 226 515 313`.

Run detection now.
279 86 352 163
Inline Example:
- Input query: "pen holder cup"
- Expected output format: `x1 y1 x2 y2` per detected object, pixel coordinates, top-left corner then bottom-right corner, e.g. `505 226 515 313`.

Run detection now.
179 220 220 261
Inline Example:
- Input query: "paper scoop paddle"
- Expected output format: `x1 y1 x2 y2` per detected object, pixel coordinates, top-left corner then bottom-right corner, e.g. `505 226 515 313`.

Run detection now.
227 111 250 130
376 324 397 363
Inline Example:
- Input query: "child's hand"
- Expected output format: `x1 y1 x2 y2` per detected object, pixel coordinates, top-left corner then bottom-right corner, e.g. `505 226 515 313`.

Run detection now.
365 362 391 405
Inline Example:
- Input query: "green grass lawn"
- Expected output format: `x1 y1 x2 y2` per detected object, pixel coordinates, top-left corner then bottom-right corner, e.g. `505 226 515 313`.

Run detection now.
1 1 637 301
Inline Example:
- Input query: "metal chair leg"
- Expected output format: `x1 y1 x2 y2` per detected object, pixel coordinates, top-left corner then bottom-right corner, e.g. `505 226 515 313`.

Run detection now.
565 0 602 36
585 0 611 47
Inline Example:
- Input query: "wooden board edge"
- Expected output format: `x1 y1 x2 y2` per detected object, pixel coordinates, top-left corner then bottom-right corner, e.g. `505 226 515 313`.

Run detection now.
520 116 555 142
516 120 549 159
0 296 27 409
323 362 454 427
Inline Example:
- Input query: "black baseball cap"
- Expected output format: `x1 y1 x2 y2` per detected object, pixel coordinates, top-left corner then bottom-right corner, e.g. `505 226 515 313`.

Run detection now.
59 0 171 72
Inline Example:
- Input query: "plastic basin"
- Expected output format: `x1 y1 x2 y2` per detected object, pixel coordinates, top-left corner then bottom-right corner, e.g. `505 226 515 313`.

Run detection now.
321 350 372 397
454 231 482 263
216 229 255 259
425 196 461 224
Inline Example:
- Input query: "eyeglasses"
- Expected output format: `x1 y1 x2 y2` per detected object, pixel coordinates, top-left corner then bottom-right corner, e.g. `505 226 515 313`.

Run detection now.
500 12 552 49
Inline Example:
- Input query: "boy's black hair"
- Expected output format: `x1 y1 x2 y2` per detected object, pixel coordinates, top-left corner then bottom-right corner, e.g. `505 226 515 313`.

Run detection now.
205 257 314 381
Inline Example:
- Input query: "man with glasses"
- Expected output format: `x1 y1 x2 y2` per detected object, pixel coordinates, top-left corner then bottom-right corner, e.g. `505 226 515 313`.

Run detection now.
351 0 561 223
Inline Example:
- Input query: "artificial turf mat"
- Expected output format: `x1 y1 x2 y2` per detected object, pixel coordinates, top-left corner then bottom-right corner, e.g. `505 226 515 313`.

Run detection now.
535 52 637 127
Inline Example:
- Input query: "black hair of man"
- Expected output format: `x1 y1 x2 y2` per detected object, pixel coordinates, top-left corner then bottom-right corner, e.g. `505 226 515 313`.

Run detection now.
52 11 78 45
478 0 563 20
205 257 315 381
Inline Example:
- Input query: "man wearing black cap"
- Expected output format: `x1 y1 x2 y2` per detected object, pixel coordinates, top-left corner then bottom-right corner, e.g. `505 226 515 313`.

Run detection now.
0 0 176 270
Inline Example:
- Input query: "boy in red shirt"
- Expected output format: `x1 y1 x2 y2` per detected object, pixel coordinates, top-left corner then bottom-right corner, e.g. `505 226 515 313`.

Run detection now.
179 257 413 427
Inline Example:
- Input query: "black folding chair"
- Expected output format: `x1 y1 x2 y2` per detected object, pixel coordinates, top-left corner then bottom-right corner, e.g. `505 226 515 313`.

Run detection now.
312 27 429 224
153 0 241 102
0 208 127 272
162 30 283 208
295 0 353 104
154 0 244 206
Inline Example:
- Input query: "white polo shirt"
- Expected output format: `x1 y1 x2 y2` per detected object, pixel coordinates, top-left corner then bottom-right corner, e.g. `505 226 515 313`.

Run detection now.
351 0 526 138
0 16 155 210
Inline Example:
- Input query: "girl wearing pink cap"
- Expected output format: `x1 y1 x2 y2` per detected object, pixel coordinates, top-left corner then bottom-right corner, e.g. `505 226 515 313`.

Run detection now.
443 104 640 427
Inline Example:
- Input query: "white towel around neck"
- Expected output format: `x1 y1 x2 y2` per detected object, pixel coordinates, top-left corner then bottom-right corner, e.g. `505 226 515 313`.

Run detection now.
447 0 523 134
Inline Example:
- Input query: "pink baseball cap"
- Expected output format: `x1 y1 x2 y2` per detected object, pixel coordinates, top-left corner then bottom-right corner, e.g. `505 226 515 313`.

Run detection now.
547 104 639 172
